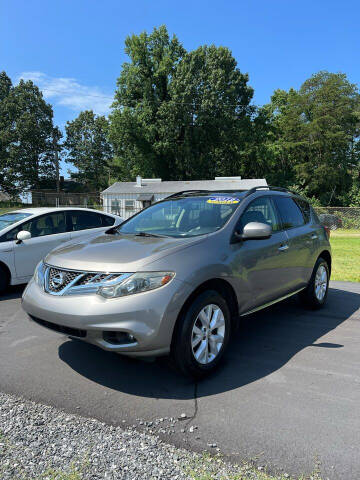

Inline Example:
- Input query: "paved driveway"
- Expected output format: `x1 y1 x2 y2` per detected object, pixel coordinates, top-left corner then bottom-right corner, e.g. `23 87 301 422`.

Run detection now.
1 281 359 479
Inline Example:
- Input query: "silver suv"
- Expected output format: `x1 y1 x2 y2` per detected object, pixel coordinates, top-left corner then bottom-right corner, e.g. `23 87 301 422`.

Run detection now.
22 187 331 378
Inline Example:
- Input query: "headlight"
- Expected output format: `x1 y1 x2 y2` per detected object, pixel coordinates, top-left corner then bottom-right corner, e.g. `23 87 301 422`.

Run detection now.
34 260 46 288
97 272 175 299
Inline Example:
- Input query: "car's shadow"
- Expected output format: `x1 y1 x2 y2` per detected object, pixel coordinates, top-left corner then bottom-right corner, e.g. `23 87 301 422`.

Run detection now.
59 286 360 399
0 285 25 301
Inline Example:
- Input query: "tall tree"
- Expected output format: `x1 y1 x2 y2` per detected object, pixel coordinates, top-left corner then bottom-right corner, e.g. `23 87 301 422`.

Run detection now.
109 25 185 180
160 45 254 179
65 110 113 190
0 75 56 194
0 72 15 195
109 26 255 181
266 72 360 205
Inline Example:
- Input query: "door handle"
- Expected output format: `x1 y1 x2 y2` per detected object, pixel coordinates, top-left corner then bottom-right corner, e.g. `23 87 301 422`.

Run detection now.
278 244 289 251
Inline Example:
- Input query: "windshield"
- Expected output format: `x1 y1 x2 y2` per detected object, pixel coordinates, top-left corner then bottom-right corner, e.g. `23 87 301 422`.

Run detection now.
118 196 241 238
0 212 32 231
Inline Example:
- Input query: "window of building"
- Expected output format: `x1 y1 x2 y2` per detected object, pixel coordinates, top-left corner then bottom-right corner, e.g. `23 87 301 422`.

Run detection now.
125 200 135 211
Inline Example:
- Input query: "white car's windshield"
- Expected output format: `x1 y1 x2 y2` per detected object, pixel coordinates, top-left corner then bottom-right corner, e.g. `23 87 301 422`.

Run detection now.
118 195 241 237
0 212 32 231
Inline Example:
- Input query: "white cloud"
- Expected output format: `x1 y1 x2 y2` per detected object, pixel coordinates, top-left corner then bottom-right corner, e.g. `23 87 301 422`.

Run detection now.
17 71 113 116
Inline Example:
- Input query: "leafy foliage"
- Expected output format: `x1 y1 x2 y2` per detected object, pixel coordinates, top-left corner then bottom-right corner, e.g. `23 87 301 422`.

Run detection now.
265 72 360 205
0 72 57 195
65 110 112 190
109 26 254 181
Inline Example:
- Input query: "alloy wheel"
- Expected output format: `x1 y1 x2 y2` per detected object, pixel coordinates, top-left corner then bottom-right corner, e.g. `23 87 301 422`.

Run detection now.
315 265 328 301
191 304 226 364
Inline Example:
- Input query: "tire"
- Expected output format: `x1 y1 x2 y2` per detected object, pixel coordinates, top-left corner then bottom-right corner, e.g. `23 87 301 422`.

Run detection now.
299 257 329 310
170 290 231 379
0 265 10 294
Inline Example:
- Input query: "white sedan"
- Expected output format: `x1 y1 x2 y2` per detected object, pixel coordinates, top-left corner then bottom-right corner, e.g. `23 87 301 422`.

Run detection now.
0 207 123 292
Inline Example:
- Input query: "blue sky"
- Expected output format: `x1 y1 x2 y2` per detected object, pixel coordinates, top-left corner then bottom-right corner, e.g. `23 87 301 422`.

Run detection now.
1 0 359 175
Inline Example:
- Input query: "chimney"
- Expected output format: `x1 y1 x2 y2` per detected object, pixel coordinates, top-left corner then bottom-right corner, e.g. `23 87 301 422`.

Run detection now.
136 176 142 187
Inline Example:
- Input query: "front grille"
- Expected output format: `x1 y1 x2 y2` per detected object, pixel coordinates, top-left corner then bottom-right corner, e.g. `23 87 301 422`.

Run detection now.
48 267 80 292
29 315 87 338
44 265 129 296
76 273 119 286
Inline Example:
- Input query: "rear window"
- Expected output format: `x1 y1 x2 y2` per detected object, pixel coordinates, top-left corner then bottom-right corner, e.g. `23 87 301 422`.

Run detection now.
68 211 103 231
294 199 311 223
101 215 115 226
274 197 305 229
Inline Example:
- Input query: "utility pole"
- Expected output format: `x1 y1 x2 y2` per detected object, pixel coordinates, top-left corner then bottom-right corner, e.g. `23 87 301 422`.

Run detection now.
53 128 61 206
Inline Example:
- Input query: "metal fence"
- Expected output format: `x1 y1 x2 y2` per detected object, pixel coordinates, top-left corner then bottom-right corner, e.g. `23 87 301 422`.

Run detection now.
314 207 360 230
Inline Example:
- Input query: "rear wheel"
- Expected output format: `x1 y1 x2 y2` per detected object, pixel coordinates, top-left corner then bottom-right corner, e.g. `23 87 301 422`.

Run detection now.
0 265 10 294
170 290 231 378
299 258 329 309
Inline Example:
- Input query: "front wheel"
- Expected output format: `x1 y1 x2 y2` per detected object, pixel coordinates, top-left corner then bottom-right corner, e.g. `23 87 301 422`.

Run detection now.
299 258 329 309
170 290 231 379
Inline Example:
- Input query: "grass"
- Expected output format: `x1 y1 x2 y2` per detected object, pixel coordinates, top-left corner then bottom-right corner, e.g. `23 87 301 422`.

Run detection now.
31 468 82 480
330 229 360 282
187 453 323 480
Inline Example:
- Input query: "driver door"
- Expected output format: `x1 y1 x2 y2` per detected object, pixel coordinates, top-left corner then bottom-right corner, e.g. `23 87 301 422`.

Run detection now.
231 196 289 313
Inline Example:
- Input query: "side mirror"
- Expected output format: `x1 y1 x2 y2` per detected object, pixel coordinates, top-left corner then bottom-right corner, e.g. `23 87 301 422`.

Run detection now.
16 230 31 243
237 222 272 241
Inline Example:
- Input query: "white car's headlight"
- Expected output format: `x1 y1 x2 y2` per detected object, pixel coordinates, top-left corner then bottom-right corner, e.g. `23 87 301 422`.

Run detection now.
34 260 46 288
97 272 175 299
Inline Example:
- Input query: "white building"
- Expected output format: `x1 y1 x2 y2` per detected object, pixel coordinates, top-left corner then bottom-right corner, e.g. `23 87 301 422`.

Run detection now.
101 176 267 218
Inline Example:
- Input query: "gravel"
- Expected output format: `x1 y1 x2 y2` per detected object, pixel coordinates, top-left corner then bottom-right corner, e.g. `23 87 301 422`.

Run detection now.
0 392 288 480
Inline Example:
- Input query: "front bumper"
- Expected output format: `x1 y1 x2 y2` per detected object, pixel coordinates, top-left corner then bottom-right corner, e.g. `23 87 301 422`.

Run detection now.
22 277 193 357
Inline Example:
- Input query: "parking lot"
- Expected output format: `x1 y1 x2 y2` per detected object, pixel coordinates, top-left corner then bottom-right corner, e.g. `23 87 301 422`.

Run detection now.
1 281 360 479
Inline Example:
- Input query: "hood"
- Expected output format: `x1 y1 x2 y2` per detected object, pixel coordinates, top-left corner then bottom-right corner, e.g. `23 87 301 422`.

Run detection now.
45 232 205 272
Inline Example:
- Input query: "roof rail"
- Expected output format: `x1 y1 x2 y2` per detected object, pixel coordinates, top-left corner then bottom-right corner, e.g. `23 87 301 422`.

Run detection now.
243 185 294 198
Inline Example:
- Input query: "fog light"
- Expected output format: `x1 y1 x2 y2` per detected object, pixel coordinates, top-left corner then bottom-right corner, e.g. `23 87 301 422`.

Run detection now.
103 331 137 345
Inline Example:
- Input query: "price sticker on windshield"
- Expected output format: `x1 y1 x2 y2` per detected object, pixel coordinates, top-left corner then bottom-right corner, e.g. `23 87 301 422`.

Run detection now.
207 197 240 205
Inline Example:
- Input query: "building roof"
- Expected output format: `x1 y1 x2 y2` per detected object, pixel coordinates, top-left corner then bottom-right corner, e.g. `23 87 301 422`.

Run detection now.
102 178 268 195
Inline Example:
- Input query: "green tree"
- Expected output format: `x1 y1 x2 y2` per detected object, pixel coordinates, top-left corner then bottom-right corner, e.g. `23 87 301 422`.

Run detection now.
0 71 15 195
159 44 254 179
109 25 185 180
0 74 57 194
109 26 254 181
65 110 113 190
266 72 360 205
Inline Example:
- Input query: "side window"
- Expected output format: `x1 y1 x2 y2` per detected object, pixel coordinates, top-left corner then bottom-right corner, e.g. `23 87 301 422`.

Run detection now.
101 215 115 227
0 213 66 241
0 221 31 242
294 199 311 223
30 212 67 237
238 197 281 233
69 211 103 231
274 197 305 229
310 206 320 223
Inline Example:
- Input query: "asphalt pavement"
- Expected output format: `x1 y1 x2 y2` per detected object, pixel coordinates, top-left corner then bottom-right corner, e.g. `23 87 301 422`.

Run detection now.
0 281 359 479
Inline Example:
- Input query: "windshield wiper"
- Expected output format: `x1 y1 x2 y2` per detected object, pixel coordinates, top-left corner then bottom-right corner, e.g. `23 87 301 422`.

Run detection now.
135 231 164 238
